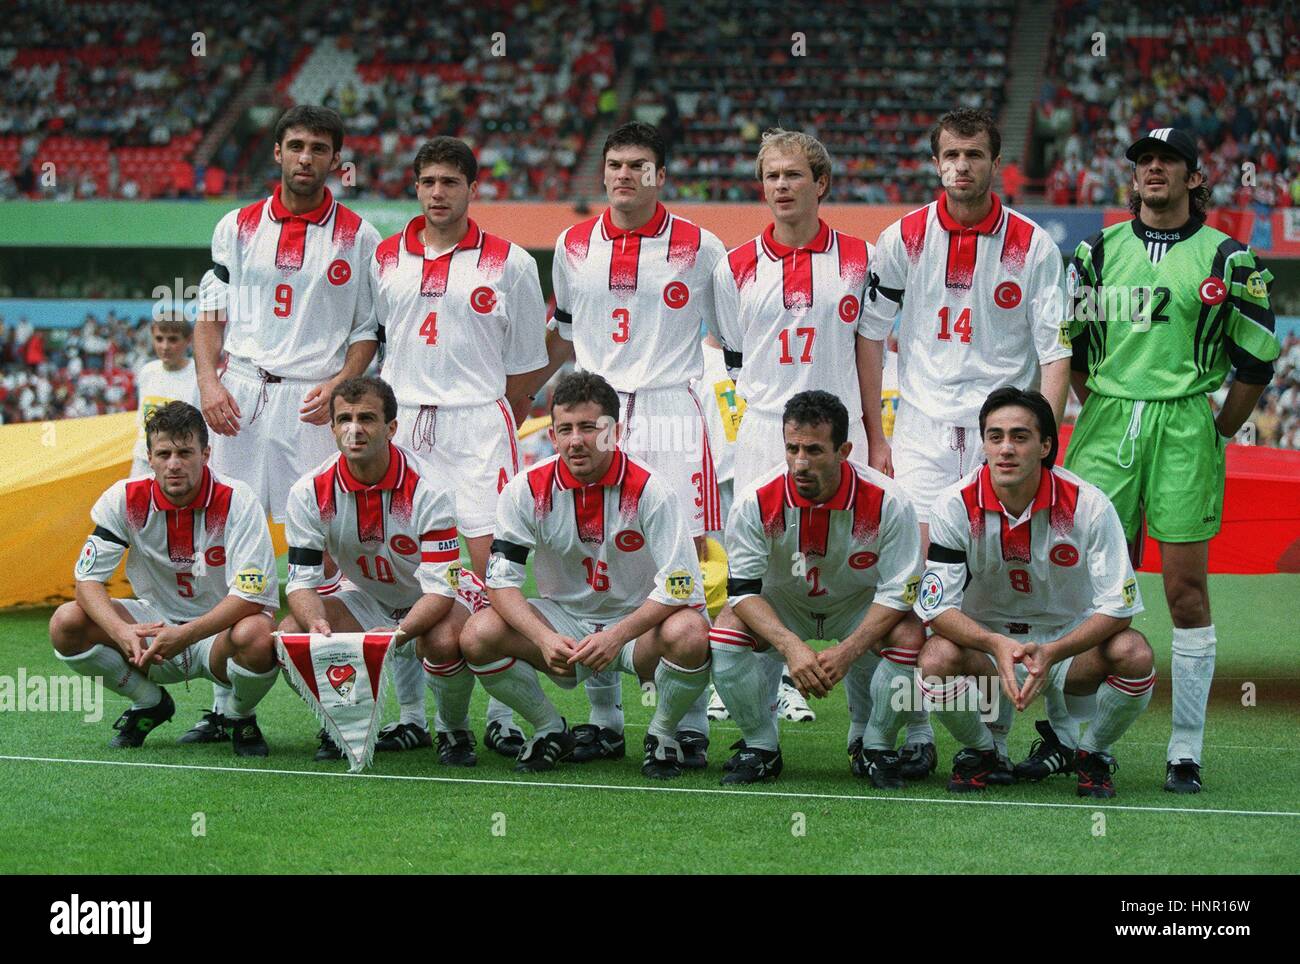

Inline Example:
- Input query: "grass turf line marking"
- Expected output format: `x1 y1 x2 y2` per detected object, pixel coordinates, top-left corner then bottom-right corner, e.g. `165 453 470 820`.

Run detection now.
2 754 1297 819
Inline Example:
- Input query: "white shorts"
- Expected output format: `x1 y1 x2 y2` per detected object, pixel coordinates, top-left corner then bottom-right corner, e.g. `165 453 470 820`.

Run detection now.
617 385 720 537
527 597 638 687
210 357 337 522
731 407 869 497
767 593 874 644
979 619 1079 694
396 399 519 538
334 569 487 630
892 400 981 524
118 597 224 684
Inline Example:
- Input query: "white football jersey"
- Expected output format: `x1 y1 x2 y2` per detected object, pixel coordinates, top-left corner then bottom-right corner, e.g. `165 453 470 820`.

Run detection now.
132 359 200 461
201 186 381 382
374 216 548 408
76 468 278 624
860 193 1072 426
727 461 921 616
285 444 460 610
487 449 705 623
553 203 727 392
695 342 742 485
711 220 874 418
917 463 1142 632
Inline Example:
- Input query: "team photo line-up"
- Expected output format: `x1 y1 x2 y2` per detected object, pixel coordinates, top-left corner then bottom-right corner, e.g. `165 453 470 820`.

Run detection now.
49 103 1280 798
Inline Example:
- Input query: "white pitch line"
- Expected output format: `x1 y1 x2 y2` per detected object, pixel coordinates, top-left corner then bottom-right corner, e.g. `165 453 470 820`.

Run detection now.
1 754 1296 819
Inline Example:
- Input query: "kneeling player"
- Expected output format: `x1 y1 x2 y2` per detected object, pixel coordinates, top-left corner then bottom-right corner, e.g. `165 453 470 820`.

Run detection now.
712 390 924 786
460 372 711 779
916 387 1155 798
50 402 280 754
280 376 482 765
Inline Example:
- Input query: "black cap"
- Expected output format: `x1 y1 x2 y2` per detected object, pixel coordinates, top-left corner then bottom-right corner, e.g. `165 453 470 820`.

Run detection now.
1126 128 1198 170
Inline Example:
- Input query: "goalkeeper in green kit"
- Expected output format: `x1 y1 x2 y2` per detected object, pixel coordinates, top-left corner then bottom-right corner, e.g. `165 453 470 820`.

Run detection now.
1063 128 1279 794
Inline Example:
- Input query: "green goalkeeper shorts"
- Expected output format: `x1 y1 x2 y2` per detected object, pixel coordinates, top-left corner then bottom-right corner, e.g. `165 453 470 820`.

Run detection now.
1063 393 1226 544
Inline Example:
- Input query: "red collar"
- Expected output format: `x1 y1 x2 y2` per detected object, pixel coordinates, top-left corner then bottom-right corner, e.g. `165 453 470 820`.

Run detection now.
976 462 1054 518
785 462 856 510
337 444 405 492
402 215 484 258
268 184 334 224
936 192 1003 235
761 219 832 259
151 467 215 511
601 203 669 240
555 449 627 490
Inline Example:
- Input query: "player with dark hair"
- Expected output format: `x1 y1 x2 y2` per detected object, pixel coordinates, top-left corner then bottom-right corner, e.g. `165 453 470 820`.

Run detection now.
917 387 1154 798
520 121 728 766
51 402 280 755
711 390 924 785
190 104 382 742
369 135 547 757
1064 127 1280 793
461 372 711 780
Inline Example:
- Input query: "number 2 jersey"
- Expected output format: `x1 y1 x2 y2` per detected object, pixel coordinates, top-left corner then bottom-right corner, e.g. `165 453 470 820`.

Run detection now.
726 460 922 618
860 193 1071 426
918 463 1142 632
711 220 874 419
487 449 706 623
76 468 279 623
285 443 460 609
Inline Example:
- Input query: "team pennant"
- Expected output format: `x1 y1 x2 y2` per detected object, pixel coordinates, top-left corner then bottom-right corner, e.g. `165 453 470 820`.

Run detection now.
275 632 396 772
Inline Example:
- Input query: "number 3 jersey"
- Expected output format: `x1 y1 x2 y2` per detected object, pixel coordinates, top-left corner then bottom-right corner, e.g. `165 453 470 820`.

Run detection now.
918 463 1142 631
860 193 1071 427
488 449 706 623
710 220 874 419
76 468 279 623
373 216 548 408
726 461 922 618
285 443 460 609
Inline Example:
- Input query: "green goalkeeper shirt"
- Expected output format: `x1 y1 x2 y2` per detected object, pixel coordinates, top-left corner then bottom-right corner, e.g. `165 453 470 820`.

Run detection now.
1067 215 1279 400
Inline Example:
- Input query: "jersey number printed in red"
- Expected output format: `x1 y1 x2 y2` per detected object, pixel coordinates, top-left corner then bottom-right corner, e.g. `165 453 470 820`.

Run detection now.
778 327 815 364
937 306 973 343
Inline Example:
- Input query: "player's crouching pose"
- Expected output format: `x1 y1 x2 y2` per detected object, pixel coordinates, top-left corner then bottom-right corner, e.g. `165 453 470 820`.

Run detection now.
712 390 925 786
280 377 483 765
50 402 280 754
916 387 1155 798
460 372 712 779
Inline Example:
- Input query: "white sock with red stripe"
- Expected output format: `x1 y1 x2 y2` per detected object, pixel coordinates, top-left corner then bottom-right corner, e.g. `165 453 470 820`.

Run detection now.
648 657 710 742
57 644 161 710
844 651 880 747
918 672 995 751
709 628 781 752
424 657 474 733
389 648 428 728
468 658 564 737
583 670 624 733
1081 670 1155 755
225 659 279 720
863 648 917 750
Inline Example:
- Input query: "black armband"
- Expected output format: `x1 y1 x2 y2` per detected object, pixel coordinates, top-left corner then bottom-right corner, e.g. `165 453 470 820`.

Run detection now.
212 262 230 283
723 348 743 371
727 576 762 597
92 525 128 548
927 543 966 564
287 547 324 566
553 308 572 326
490 539 530 564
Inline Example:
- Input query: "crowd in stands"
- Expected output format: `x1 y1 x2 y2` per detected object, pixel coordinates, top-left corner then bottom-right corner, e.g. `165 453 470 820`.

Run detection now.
1036 0 1300 208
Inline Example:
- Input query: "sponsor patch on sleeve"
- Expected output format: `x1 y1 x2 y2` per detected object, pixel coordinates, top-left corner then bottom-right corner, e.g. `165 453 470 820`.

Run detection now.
918 571 943 612
236 566 267 596
665 569 695 600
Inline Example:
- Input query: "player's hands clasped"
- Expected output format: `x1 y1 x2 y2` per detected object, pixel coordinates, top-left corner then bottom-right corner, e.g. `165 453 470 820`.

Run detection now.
135 623 192 667
540 632 579 676
199 377 241 436
787 641 835 698
815 643 856 689
990 635 1024 709
1015 641 1058 710
570 628 624 673
114 621 163 666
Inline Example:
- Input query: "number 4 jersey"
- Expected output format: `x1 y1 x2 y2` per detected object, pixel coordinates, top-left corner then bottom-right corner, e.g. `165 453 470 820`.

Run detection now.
76 468 279 623
285 444 460 609
918 463 1142 632
860 193 1071 427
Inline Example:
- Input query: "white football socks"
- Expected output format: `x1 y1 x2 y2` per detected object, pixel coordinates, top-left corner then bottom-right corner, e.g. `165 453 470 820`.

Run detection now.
1082 670 1156 755
1168 625 1216 764
648 657 710 742
469 658 564 737
485 695 515 728
424 657 474 733
919 672 995 751
211 683 233 716
843 651 878 747
58 644 161 710
225 659 278 720
709 629 781 752
863 648 916 751
388 647 428 728
676 686 710 736
583 670 624 733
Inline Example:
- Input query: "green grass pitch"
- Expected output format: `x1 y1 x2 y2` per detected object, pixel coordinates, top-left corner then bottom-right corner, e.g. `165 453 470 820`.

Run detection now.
1 571 1297 874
